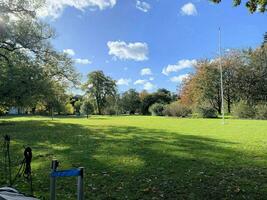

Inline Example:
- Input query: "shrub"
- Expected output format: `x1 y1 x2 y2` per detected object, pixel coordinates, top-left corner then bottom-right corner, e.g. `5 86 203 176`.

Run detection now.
149 103 166 116
64 103 74 115
0 106 7 115
232 101 255 119
196 106 218 118
104 107 117 115
255 104 267 120
164 102 191 117
81 101 94 118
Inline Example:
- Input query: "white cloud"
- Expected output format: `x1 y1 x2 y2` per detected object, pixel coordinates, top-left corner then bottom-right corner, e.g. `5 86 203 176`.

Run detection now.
134 79 155 91
140 68 152 76
134 79 147 85
75 58 92 65
63 49 75 56
107 41 148 61
149 77 154 81
170 74 190 83
136 1 151 12
117 78 131 86
37 0 117 18
162 59 196 75
143 82 155 90
180 2 198 16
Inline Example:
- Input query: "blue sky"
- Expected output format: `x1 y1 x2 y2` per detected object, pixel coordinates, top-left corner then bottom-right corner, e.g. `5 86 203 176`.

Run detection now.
39 0 267 93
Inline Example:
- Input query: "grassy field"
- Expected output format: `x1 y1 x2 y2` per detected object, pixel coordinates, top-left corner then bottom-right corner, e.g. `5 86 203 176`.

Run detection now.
1 116 267 199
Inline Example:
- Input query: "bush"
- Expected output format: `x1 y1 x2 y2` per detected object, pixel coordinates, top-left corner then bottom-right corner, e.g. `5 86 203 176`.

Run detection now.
81 101 94 118
255 104 267 119
164 102 191 117
232 101 255 119
0 106 7 115
64 103 74 115
149 103 166 116
104 107 116 115
196 106 218 118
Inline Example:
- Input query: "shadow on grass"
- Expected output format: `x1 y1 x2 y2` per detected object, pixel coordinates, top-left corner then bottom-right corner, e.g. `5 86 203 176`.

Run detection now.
0 119 267 199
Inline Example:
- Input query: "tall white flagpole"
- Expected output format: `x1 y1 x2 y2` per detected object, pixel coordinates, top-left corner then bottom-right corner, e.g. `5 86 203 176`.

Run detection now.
219 27 225 124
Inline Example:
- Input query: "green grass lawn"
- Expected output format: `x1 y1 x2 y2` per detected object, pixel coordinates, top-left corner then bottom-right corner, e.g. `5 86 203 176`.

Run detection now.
1 116 267 199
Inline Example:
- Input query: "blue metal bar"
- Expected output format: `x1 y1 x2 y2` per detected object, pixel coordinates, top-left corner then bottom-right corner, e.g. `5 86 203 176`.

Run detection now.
51 169 82 177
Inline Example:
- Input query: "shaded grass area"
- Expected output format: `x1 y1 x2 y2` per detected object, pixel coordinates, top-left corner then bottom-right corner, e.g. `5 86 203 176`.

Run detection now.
1 116 267 199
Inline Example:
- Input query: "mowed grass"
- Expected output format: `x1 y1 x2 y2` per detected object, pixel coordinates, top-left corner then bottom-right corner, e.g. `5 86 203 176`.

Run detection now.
1 116 267 199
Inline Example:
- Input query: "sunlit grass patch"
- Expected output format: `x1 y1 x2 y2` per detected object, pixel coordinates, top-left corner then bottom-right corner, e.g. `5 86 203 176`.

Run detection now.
1 116 267 199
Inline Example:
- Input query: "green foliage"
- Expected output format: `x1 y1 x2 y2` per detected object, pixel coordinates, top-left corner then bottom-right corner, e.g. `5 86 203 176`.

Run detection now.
210 0 267 13
81 100 94 118
64 103 74 115
0 0 79 111
141 89 172 115
255 104 267 119
196 106 218 118
232 101 256 119
164 101 192 117
103 107 117 115
149 103 166 116
84 71 116 115
35 102 47 115
74 100 82 115
180 46 267 116
121 89 141 114
0 105 7 115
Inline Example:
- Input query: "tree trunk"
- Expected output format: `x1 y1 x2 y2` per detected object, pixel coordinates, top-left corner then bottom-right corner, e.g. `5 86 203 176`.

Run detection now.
97 102 101 115
227 98 231 113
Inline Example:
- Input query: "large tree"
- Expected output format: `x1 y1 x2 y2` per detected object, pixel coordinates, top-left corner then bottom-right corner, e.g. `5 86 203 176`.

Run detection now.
210 0 267 13
84 71 117 115
140 89 173 115
121 89 141 114
0 0 79 111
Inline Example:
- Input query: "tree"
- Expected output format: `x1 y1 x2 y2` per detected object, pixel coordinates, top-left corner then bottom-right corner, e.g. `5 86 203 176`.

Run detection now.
210 0 267 13
140 89 173 115
154 89 172 104
0 0 54 64
64 103 74 115
180 60 222 114
121 89 141 114
180 44 267 114
74 100 82 115
262 32 267 47
0 0 79 111
83 71 116 115
81 100 94 118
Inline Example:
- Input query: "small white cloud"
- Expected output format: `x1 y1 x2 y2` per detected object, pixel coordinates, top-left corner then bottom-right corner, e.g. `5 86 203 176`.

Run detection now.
37 0 117 19
143 82 155 90
170 74 190 83
136 0 151 12
63 49 75 56
149 77 154 81
117 78 131 86
75 58 92 65
107 41 148 61
134 79 147 85
162 59 196 76
134 79 155 91
181 2 198 16
140 68 152 76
